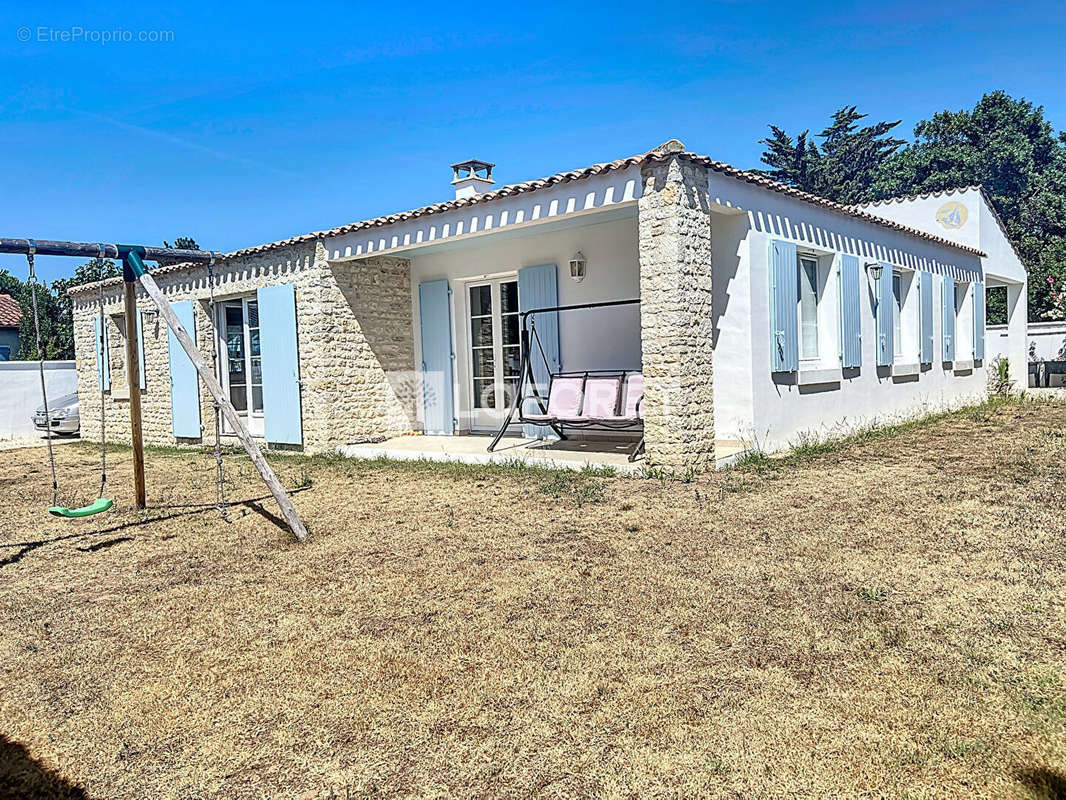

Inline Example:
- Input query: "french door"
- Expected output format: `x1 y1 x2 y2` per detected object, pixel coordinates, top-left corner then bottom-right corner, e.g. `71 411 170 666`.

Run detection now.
468 277 520 430
217 297 265 437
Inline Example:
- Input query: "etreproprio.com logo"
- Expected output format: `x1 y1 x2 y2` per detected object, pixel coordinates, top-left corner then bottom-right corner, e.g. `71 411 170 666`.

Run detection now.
17 26 175 44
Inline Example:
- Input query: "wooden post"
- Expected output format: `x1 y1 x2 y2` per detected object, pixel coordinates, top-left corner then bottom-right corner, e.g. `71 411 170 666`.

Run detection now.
122 272 147 509
135 268 309 541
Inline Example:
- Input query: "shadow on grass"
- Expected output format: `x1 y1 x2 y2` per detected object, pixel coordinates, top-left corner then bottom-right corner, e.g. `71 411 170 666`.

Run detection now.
1016 766 1066 800
0 487 311 570
0 733 87 799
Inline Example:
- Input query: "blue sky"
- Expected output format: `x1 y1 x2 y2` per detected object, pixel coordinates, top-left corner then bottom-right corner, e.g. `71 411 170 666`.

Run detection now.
1 0 1064 283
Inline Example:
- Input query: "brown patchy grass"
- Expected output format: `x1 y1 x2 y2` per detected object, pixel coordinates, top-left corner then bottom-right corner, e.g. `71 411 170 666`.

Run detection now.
1 399 1065 799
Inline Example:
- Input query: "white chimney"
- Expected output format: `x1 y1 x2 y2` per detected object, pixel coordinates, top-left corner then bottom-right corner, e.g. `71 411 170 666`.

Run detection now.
451 159 495 199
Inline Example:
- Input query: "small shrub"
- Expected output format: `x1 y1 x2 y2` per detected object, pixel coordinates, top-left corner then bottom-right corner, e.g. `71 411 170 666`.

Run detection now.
857 586 888 603
730 449 772 473
291 469 313 490
989 355 1014 397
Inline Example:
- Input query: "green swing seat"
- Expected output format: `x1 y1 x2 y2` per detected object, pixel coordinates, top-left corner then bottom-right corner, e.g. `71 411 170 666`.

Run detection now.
48 498 114 518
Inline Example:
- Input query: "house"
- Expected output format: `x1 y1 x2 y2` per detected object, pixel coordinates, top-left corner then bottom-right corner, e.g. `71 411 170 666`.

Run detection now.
68 140 1028 470
0 294 21 360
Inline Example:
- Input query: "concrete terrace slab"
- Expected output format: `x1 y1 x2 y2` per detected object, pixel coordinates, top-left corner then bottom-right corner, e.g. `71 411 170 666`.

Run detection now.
338 435 644 474
338 435 751 473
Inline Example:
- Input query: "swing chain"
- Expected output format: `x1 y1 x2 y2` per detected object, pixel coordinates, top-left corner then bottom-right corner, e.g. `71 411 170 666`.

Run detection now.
96 267 107 500
206 256 228 521
26 242 59 507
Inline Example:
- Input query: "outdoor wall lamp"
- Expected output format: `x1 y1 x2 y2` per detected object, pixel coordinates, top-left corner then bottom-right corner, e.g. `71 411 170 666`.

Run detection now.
569 251 587 283
865 261 884 295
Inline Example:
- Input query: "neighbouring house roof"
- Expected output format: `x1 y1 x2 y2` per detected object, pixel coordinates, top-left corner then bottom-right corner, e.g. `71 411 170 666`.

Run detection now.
68 141 986 296
0 294 21 327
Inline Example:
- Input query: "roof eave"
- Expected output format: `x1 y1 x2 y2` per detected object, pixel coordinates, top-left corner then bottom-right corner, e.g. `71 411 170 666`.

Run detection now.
68 145 986 296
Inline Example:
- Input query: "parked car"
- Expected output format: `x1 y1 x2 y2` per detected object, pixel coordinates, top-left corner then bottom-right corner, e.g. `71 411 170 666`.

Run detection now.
33 392 80 436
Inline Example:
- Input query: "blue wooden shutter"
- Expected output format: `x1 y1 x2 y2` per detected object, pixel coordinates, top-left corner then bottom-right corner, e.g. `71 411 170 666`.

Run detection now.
875 263 894 366
94 314 111 391
974 281 985 360
518 264 560 438
419 279 455 435
839 254 861 368
168 300 201 438
135 311 146 390
919 271 934 365
258 284 303 445
942 276 955 362
769 240 798 373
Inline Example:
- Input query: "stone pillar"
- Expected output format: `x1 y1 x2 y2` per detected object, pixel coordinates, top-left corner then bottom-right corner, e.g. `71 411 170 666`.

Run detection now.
638 145 715 471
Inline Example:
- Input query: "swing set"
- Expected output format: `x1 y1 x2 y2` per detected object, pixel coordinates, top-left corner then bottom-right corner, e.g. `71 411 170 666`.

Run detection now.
5 237 309 541
486 298 646 462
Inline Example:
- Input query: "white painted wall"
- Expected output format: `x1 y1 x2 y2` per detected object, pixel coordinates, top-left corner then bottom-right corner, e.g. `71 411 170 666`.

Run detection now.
857 188 984 253
408 214 641 431
1023 321 1066 361
857 187 1029 387
710 173 988 453
989 321 1066 386
0 361 77 438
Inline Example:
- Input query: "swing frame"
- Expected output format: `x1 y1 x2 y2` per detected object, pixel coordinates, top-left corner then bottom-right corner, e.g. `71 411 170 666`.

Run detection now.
3 237 309 541
486 298 645 461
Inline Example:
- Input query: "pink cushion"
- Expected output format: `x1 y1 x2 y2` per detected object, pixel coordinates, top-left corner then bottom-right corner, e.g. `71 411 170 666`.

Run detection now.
622 373 644 419
582 376 621 418
546 377 583 418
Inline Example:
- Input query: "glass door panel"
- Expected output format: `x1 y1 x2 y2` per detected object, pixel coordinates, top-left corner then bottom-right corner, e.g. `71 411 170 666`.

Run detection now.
218 298 265 437
500 280 520 411
225 305 247 412
467 278 520 429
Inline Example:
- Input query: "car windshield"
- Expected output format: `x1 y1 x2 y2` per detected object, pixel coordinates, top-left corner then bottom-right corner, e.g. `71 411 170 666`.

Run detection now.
36 393 78 413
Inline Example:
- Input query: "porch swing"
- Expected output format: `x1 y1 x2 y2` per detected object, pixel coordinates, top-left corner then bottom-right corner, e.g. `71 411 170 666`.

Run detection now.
486 298 646 462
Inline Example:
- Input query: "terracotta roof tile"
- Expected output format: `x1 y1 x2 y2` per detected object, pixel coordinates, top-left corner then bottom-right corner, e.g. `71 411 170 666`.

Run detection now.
69 142 986 295
0 293 21 327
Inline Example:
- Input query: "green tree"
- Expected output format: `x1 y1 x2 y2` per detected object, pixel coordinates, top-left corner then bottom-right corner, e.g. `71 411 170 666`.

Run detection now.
43 258 119 360
760 106 906 204
0 268 73 360
874 91 1066 320
163 236 200 250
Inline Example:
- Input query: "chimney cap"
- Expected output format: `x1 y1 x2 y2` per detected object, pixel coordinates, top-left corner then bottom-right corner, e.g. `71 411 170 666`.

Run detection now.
451 159 496 198
450 158 495 172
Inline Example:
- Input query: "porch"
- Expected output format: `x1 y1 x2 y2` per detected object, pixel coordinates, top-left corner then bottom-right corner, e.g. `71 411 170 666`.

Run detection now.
324 146 717 471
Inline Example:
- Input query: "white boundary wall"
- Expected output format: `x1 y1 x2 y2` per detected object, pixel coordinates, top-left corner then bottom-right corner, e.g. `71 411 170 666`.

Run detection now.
989 321 1066 386
0 361 77 439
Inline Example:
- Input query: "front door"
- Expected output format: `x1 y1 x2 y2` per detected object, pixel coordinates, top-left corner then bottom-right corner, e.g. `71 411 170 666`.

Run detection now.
218 297 265 438
467 278 520 430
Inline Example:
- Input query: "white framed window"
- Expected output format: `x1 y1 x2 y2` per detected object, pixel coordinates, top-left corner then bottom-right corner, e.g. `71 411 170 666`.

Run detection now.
795 252 840 368
893 271 903 357
892 269 920 364
216 296 264 438
799 255 819 360
955 281 974 360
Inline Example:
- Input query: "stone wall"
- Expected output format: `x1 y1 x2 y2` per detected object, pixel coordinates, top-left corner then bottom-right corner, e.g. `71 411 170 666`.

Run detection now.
72 241 418 454
318 252 418 444
637 152 715 470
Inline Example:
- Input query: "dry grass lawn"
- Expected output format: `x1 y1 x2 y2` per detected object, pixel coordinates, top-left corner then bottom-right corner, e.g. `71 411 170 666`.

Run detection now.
1 398 1065 799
